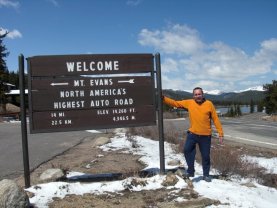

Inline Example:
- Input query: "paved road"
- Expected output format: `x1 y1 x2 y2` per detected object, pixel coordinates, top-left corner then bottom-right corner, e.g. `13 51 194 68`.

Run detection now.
0 122 102 180
164 113 277 150
221 116 277 149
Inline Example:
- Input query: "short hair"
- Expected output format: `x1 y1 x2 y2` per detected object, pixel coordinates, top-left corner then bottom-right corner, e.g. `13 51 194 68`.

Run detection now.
193 87 203 94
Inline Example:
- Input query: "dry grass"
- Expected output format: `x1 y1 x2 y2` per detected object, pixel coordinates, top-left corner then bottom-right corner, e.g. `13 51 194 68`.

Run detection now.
271 115 277 122
197 139 276 188
262 115 277 122
210 141 264 176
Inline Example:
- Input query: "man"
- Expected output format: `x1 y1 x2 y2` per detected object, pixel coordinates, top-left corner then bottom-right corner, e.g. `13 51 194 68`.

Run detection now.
163 87 224 182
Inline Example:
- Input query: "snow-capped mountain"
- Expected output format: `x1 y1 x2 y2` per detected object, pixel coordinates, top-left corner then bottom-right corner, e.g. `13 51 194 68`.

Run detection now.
169 86 264 96
234 86 265 93
205 86 264 95
204 90 223 95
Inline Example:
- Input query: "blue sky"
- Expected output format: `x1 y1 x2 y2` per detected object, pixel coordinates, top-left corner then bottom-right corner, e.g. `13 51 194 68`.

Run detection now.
1 0 277 92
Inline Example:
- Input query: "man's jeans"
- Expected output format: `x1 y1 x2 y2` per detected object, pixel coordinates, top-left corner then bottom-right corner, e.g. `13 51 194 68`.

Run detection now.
184 131 211 176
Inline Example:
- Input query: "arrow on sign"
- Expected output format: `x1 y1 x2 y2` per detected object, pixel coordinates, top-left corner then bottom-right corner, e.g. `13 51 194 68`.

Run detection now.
118 79 135 84
50 82 69 86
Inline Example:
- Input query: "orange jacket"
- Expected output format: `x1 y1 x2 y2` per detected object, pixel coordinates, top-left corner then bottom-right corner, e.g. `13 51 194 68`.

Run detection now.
163 96 224 137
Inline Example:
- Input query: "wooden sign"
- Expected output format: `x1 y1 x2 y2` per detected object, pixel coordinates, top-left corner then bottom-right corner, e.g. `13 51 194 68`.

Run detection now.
28 54 156 133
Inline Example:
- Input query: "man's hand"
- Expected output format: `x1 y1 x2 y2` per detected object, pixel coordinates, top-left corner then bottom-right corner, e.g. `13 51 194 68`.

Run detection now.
219 136 224 145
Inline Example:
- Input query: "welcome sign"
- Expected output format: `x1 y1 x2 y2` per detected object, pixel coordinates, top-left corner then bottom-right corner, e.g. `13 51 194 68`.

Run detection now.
28 54 156 133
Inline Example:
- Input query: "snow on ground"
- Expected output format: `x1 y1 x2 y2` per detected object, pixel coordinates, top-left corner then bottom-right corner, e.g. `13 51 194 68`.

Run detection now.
243 155 277 174
26 132 277 208
194 179 277 208
26 175 175 208
85 130 102 133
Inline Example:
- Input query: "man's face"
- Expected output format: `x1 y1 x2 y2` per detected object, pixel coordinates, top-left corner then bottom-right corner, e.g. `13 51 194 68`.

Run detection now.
193 89 204 103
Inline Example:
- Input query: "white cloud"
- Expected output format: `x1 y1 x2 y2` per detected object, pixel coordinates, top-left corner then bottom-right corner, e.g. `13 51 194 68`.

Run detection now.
161 75 188 91
239 80 261 87
46 0 59 7
260 38 277 53
161 58 179 73
0 0 19 9
0 27 22 39
254 38 277 65
194 80 221 90
183 42 271 80
0 28 9 36
138 24 204 55
126 0 143 6
138 24 277 91
7 29 22 39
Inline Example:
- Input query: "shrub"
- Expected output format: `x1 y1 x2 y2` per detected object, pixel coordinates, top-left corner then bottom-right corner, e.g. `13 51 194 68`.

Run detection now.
209 140 266 178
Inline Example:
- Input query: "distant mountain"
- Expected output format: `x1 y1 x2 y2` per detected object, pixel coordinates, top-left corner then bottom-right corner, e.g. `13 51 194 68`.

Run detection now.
163 89 191 100
234 86 265 93
204 86 265 95
204 90 223 95
163 88 265 104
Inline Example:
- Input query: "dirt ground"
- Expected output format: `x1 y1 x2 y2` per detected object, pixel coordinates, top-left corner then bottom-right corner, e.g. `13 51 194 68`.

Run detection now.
16 132 193 208
15 130 277 208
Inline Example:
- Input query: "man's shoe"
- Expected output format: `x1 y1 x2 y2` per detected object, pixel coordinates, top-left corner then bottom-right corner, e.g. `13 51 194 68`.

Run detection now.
203 176 212 182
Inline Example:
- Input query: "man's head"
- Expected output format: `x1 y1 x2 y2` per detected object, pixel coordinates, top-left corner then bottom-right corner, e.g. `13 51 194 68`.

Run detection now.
193 87 204 104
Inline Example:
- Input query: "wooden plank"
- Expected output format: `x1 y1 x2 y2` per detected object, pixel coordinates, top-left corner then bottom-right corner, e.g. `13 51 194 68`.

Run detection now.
30 76 155 111
30 105 156 133
28 54 154 76
31 76 153 90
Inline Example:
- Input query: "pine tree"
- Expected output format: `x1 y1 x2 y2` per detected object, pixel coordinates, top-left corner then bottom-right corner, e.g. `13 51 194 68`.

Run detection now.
236 104 242 116
257 101 264 112
263 80 277 114
0 29 10 112
230 106 234 117
250 99 254 113
225 105 236 117
8 71 19 88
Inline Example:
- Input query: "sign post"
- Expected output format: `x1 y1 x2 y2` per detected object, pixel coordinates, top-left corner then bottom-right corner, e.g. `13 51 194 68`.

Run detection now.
19 54 30 188
155 53 165 174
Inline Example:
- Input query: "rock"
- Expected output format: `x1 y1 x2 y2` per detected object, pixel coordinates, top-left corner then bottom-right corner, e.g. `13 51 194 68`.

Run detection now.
186 179 194 189
175 169 185 177
130 178 148 187
179 189 199 199
178 197 221 207
162 172 178 186
85 164 91 169
91 137 110 147
113 128 127 133
157 195 220 208
5 103 20 113
39 168 65 182
0 179 30 208
241 182 257 188
167 159 181 166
